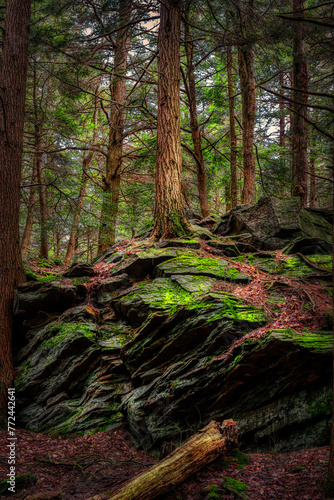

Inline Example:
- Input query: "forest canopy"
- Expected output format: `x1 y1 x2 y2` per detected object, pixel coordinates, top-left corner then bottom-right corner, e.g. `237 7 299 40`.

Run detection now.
0 0 331 262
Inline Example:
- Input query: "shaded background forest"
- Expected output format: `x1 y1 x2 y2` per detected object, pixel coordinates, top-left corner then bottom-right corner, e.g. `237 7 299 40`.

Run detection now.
1 0 333 263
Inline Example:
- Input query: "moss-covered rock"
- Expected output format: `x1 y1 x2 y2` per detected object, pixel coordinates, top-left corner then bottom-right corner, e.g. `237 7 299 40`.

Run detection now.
110 248 190 279
155 253 250 283
122 329 332 451
214 196 332 250
15 320 133 433
235 253 332 277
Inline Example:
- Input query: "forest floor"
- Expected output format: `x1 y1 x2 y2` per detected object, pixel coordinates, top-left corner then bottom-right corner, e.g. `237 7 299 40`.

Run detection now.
0 426 331 499
4 244 332 499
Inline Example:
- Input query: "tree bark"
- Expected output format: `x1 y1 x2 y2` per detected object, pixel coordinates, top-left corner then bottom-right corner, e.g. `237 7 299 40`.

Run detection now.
279 72 285 148
238 44 256 205
65 85 100 266
20 146 38 260
36 128 48 259
88 420 238 500
151 0 192 239
0 0 31 423
291 0 308 206
183 9 209 218
324 148 334 495
98 0 132 253
227 45 238 209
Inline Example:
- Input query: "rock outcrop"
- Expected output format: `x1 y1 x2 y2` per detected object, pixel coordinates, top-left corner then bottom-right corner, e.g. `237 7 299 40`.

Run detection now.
214 197 333 250
14 212 333 453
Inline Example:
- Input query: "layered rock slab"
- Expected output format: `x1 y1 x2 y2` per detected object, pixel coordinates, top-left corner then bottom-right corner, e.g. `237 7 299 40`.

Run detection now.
122 330 332 452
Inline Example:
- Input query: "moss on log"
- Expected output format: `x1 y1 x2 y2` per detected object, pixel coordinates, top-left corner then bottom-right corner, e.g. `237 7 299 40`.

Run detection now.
88 419 238 500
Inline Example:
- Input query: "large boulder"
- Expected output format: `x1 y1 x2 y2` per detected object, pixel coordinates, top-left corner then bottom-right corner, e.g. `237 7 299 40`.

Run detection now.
214 197 332 250
15 319 133 433
122 329 332 452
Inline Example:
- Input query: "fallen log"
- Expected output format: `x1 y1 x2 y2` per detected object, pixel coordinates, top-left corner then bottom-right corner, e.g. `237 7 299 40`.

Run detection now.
88 419 238 500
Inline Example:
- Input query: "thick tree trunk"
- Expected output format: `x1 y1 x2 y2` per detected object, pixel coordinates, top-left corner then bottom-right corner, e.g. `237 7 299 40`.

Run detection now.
152 0 191 239
183 11 209 218
227 45 238 209
238 45 256 205
88 420 238 500
291 0 308 206
324 149 334 495
65 86 99 266
0 0 31 423
20 150 38 260
98 0 132 253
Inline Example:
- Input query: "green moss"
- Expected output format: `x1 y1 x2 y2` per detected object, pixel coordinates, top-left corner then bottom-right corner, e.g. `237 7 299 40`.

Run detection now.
267 328 333 353
72 276 89 285
37 273 61 282
307 393 332 416
231 354 243 369
0 473 37 495
224 477 248 499
231 448 250 469
15 322 97 391
292 465 307 473
205 484 221 499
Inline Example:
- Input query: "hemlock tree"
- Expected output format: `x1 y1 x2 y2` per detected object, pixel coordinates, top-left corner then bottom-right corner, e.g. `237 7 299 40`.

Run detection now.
0 0 31 423
152 0 192 239
291 0 308 206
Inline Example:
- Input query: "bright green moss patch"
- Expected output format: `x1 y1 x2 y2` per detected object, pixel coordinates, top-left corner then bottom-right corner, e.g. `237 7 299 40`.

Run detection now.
235 253 332 277
156 253 250 282
224 477 248 499
269 328 332 353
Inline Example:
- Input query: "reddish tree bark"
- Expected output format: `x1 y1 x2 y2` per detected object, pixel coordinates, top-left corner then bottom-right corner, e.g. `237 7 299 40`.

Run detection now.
291 0 308 206
0 0 31 423
183 9 209 218
227 45 238 209
151 0 191 239
98 0 132 253
238 44 256 204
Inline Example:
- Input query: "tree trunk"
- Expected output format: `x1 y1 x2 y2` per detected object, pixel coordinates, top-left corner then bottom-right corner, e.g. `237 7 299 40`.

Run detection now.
88 420 238 500
324 148 334 496
98 0 132 253
227 45 238 209
36 127 48 259
183 10 209 218
291 0 308 206
152 0 192 239
65 85 100 266
238 44 256 205
0 0 31 423
20 149 38 260
279 72 285 148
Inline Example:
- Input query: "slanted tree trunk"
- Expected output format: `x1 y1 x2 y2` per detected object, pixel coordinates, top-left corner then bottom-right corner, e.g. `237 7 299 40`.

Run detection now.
65 85 100 266
183 8 209 218
0 0 31 423
98 0 132 253
291 0 308 206
88 420 238 500
151 0 192 239
227 45 238 209
238 44 256 204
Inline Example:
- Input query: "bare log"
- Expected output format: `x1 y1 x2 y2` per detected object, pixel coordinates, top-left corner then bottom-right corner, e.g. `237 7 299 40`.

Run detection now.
88 419 238 500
